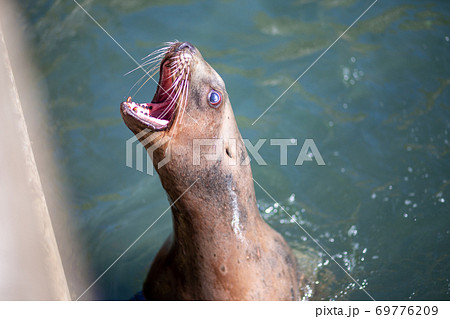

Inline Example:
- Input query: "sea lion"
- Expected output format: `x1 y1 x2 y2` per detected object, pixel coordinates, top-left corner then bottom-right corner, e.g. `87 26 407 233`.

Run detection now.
120 41 300 300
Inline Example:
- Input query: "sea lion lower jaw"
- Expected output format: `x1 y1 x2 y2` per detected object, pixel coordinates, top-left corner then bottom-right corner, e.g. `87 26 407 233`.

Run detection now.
121 41 301 300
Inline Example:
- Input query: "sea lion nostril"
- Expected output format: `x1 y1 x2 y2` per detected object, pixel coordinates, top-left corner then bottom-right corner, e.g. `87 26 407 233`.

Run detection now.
177 42 195 53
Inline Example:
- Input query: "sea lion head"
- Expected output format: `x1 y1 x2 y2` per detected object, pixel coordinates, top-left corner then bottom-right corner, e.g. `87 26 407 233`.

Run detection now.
121 41 231 132
121 42 249 194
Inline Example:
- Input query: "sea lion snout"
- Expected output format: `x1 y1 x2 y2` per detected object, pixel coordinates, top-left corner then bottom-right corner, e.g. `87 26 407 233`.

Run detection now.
176 42 196 54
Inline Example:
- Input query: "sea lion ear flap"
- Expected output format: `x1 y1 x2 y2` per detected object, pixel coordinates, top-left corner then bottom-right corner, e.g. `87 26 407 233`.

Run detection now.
207 89 223 109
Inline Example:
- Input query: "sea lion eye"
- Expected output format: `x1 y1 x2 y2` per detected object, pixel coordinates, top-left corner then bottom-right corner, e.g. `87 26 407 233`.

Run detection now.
208 90 222 108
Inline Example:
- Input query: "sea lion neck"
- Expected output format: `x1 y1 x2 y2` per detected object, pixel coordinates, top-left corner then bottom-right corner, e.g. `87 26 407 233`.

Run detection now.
154 113 265 245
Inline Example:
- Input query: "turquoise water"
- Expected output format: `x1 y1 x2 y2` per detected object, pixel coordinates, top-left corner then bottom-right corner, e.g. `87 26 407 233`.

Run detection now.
19 0 449 300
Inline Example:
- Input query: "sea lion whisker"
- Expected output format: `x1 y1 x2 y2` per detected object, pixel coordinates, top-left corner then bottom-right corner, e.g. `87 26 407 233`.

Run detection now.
129 66 162 95
162 40 179 47
138 63 162 81
159 57 189 117
151 71 185 109
175 68 189 126
165 77 188 151
157 81 183 119
168 57 185 70
174 66 186 95
129 68 162 99
167 62 185 76
157 84 183 119
180 72 189 123
168 63 182 72
128 68 160 98
141 46 170 61
124 62 150 76
141 58 164 72
148 63 164 75
175 88 186 127
139 56 164 69
143 46 168 56
141 52 165 63
163 81 179 98
164 88 181 112
168 60 185 70
126 48 168 78
125 54 164 76
161 81 180 103
166 69 185 91
164 69 180 82
165 63 188 93
153 58 189 101
127 72 148 92
143 48 168 58
161 70 188 119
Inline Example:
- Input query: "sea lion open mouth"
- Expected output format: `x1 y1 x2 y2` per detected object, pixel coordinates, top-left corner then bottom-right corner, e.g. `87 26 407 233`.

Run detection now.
120 42 194 131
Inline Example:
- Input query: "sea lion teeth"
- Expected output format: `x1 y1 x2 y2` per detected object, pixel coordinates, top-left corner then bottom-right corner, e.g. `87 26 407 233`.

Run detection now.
145 117 168 125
